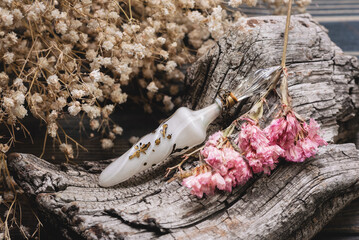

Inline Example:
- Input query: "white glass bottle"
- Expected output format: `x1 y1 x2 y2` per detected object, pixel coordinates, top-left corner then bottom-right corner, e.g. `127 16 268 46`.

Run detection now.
99 99 223 187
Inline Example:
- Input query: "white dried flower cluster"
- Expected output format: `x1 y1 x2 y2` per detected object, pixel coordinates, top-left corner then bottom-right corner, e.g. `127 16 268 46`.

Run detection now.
0 0 310 153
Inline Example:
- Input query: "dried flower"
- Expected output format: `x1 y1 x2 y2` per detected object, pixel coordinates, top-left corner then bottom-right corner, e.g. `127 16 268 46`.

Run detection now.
229 0 243 7
236 119 284 174
0 143 10 153
129 136 139 145
83 104 101 119
264 110 327 162
90 119 100 130
90 69 101 82
4 191 14 201
165 61 177 72
102 40 114 51
163 95 174 112
183 131 252 197
68 101 81 116
3 52 14 64
110 85 127 104
113 125 123 135
47 122 58 138
101 138 114 149
202 131 252 188
182 171 226 198
147 81 158 93
59 143 74 159
71 89 86 99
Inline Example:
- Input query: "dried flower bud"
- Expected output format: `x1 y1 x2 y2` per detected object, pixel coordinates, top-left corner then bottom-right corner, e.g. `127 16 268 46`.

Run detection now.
101 138 114 149
145 81 157 93
102 104 114 118
113 125 123 135
165 61 177 72
68 101 81 116
3 52 14 64
0 144 10 153
102 40 114 51
90 69 101 82
90 119 100 130
129 136 139 145
47 122 58 138
163 95 174 111
59 143 74 159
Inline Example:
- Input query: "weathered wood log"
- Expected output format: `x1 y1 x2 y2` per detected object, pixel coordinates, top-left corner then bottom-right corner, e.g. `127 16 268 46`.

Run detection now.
185 15 359 142
8 14 359 240
7 144 359 240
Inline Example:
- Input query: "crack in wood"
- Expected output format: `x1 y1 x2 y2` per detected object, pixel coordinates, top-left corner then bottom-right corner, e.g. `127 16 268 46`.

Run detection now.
104 209 171 236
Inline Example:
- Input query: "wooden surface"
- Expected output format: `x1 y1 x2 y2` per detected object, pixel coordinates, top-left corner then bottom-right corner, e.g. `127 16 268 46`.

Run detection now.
242 0 359 58
4 14 359 239
7 144 359 239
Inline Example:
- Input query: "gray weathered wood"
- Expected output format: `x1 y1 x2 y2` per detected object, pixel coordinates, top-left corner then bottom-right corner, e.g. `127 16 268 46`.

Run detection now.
8 14 359 240
184 14 359 143
7 144 359 240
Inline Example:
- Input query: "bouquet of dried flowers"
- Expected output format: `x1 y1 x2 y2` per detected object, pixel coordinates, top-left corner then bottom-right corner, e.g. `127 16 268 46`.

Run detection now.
181 68 327 198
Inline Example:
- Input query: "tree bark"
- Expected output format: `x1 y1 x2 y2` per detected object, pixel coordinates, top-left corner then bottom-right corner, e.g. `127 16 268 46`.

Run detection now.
8 14 359 240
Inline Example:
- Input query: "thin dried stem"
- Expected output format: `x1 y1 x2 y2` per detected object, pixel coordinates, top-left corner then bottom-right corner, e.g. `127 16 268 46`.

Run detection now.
281 0 293 68
57 123 88 152
165 146 203 177
129 0 133 20
39 130 48 159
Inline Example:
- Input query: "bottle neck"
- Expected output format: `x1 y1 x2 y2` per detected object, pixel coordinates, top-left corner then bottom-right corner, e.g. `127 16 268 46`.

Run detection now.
195 98 222 128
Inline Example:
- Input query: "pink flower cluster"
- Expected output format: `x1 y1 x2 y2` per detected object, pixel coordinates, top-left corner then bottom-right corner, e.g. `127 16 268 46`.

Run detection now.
182 111 327 198
182 172 227 198
236 119 284 174
264 111 327 162
182 131 252 198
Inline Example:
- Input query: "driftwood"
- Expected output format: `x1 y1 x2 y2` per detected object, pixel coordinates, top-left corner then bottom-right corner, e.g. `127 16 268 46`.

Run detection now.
8 14 359 240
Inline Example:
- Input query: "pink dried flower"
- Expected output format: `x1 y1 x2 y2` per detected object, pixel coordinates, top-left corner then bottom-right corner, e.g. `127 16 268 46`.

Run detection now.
183 131 253 198
222 148 252 189
264 110 327 162
202 131 252 183
236 119 284 174
182 171 226 198
205 130 223 146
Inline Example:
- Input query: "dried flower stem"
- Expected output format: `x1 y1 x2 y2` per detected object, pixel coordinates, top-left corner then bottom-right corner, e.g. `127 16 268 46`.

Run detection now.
165 146 204 177
281 0 293 68
39 131 48 159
